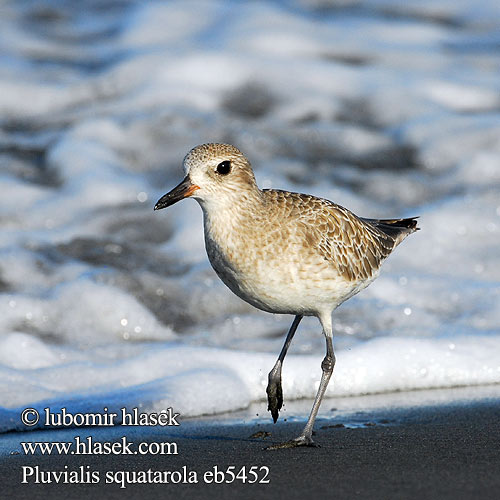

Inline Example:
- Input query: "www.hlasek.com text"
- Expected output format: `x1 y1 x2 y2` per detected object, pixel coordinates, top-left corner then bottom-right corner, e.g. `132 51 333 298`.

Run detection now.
21 436 178 456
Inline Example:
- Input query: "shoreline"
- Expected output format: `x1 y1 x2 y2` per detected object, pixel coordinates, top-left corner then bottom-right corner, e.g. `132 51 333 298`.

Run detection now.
1 386 500 499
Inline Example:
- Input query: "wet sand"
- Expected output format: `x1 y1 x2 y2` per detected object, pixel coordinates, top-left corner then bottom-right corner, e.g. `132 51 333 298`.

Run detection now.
2 392 499 500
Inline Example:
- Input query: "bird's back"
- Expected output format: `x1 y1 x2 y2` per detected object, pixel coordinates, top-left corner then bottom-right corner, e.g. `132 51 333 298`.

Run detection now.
262 189 418 283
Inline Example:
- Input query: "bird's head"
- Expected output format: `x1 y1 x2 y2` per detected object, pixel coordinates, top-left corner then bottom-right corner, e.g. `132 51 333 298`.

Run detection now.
154 143 258 211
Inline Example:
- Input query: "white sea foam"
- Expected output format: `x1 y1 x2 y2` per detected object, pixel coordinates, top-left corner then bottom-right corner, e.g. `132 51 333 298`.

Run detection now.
0 0 499 433
1 334 499 432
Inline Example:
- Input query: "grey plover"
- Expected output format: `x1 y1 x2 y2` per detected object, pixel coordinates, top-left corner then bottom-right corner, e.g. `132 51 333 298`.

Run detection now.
155 143 418 449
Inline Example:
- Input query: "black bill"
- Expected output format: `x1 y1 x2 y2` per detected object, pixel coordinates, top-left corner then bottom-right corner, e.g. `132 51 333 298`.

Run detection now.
154 176 199 210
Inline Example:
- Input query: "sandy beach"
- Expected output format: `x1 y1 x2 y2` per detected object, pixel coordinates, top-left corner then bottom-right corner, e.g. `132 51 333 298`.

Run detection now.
2 387 499 500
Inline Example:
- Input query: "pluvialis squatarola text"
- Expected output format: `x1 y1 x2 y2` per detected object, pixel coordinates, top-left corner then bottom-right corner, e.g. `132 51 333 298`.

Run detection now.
155 143 418 449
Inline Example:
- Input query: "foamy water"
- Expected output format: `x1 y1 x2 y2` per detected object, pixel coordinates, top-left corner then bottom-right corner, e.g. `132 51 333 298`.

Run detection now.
1 0 499 432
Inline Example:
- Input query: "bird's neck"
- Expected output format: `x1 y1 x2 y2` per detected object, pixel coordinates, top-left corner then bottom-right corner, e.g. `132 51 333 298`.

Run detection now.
198 187 265 247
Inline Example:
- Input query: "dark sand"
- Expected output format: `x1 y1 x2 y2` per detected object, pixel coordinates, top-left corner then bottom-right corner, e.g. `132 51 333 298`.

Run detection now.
2 390 499 500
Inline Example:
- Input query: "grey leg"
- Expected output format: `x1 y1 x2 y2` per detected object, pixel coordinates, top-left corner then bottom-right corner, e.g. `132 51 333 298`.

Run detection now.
299 334 335 443
266 312 335 450
266 314 303 423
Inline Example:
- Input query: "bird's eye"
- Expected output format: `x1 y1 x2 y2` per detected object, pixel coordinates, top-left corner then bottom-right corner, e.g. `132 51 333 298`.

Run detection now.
216 160 231 175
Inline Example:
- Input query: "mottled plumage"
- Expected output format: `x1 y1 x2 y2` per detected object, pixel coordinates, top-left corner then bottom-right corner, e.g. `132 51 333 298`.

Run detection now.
155 143 418 449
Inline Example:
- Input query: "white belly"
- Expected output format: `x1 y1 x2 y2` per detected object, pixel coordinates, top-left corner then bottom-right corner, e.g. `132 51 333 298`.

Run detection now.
204 231 369 316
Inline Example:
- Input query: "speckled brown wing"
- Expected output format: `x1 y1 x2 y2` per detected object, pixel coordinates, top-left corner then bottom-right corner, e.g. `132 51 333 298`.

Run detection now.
264 190 397 282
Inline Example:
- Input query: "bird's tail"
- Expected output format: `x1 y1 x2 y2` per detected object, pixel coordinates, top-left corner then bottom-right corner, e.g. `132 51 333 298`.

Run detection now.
362 217 419 246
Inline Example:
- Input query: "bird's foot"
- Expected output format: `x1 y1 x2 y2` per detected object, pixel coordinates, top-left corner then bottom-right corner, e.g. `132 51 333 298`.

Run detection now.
264 435 318 450
266 377 283 423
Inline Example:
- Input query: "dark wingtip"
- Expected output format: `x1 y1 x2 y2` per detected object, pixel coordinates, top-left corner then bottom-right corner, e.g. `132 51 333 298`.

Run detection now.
392 216 419 230
370 216 420 233
404 217 419 231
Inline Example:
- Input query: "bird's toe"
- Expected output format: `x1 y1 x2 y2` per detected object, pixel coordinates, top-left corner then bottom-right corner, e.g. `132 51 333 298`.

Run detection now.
264 435 318 450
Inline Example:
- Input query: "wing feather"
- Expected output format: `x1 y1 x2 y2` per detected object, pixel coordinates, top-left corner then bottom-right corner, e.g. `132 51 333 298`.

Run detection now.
264 189 397 281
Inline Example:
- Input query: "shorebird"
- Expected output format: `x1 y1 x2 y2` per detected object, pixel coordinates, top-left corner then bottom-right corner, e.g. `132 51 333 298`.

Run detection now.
154 143 418 449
